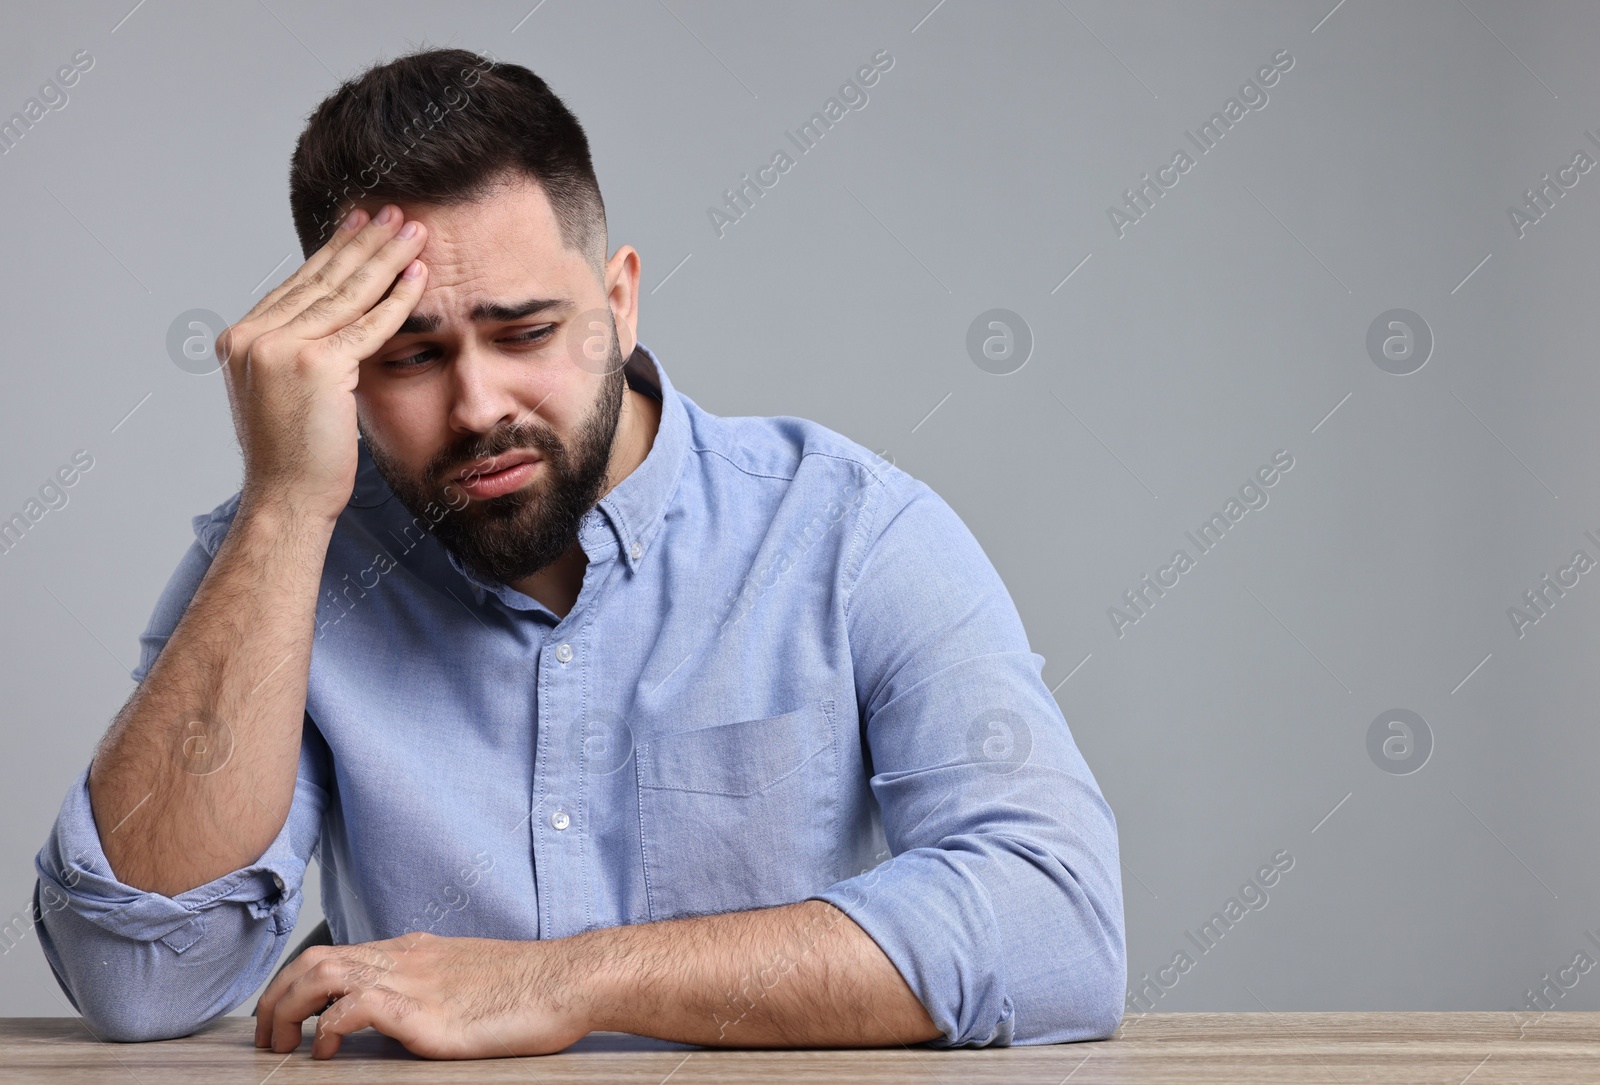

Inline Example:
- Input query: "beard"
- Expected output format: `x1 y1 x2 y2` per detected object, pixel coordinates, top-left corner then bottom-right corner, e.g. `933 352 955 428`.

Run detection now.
360 327 628 587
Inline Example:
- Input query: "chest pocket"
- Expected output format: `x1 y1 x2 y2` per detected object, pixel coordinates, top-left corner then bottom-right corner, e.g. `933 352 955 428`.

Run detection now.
635 699 839 920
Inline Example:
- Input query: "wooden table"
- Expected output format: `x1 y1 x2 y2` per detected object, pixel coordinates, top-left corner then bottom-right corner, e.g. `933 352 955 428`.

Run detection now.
3 1013 1597 1082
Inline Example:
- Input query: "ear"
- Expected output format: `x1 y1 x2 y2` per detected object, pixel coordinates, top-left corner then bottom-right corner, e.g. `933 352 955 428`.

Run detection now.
604 245 641 357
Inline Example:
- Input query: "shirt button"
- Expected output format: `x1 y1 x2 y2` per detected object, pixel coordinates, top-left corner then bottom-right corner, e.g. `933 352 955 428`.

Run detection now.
555 642 573 663
630 541 643 560
271 873 285 892
550 809 571 831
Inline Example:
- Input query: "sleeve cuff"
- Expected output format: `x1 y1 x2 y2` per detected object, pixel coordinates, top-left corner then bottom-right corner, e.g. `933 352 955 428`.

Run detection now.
35 767 316 953
810 847 1016 1048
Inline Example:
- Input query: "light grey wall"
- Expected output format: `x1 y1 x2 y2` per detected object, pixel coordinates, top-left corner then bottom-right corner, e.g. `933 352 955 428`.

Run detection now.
2 0 1597 1020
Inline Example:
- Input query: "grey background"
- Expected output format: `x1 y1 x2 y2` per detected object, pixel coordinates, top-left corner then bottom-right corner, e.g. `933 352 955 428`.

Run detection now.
2 0 1596 1020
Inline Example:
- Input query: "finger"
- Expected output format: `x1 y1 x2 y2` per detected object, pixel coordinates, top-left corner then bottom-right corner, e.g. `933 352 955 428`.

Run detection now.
312 984 421 1061
222 209 374 369
266 976 325 1053
271 951 400 1052
254 947 326 1048
284 219 428 342
246 205 408 340
325 259 429 363
269 967 347 1052
242 208 370 327
256 944 392 1049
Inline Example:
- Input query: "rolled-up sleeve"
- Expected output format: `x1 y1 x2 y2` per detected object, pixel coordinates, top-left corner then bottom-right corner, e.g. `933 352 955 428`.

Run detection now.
33 506 330 1041
809 475 1125 1046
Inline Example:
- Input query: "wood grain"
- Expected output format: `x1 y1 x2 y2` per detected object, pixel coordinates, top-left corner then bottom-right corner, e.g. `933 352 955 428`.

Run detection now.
2 1013 1596 1083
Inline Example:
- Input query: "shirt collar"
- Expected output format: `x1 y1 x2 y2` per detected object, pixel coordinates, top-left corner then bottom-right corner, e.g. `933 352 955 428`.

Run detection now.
443 340 688 610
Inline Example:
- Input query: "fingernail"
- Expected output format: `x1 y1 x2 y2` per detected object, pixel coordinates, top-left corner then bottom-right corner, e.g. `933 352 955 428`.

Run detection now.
340 209 362 231
376 205 395 225
402 260 423 279
398 221 418 239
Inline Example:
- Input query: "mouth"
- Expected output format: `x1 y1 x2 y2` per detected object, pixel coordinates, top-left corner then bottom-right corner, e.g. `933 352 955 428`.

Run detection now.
451 451 543 500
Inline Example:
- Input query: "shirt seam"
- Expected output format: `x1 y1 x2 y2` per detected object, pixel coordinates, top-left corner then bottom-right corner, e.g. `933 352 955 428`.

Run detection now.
690 445 894 487
843 477 920 623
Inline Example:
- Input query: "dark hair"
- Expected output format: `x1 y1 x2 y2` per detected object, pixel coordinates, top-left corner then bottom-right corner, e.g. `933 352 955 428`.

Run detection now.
287 47 607 278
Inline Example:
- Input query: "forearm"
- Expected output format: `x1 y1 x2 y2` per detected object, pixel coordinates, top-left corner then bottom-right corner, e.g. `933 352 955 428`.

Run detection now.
88 501 333 895
558 899 942 1047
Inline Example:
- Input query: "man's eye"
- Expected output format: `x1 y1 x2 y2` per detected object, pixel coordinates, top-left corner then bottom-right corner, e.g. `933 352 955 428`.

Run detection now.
382 327 553 370
384 351 433 370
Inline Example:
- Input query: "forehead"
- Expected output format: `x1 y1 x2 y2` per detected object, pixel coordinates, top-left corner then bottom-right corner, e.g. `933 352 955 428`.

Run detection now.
357 175 582 308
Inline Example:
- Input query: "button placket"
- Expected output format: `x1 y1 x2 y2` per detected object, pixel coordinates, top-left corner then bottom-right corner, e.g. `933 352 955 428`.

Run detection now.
535 623 589 939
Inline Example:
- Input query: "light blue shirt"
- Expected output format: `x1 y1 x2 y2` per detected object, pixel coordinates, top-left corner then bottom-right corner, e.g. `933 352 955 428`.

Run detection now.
34 342 1124 1046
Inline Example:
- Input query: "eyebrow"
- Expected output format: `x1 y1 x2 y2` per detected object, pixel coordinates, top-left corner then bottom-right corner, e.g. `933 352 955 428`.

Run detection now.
394 297 571 336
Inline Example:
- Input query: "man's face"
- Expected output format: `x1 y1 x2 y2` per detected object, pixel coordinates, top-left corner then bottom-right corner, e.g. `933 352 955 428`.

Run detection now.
350 176 632 586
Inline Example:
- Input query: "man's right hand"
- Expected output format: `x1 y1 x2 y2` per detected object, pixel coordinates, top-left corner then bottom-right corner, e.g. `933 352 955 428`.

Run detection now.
217 204 429 527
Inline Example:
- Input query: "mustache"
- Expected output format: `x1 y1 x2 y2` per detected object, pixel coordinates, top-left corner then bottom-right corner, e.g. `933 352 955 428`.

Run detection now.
433 423 561 483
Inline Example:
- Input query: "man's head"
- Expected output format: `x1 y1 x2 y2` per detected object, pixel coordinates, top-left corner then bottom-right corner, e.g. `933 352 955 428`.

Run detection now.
287 48 642 586
288 48 606 277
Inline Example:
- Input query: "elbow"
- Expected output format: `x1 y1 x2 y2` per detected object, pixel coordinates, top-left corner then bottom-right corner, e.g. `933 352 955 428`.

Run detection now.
1026 850 1128 1042
1071 890 1128 1040
35 906 232 1044
1018 941 1124 1044
82 1004 213 1044
1078 954 1127 1040
1062 834 1128 1040
1020 885 1127 1043
958 910 1126 1047
50 956 220 1043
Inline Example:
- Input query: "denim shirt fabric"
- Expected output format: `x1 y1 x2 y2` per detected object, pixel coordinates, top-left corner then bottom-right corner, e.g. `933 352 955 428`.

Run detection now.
34 341 1125 1045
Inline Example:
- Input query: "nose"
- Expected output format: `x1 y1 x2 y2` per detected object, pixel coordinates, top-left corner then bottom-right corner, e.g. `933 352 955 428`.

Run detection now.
445 340 524 438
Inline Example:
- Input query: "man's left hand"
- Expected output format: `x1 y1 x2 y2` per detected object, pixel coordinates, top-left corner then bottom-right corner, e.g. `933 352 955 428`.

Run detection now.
253 931 590 1059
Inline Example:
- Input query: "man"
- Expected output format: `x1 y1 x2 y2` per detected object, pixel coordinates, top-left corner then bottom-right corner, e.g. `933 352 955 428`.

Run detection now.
33 48 1124 1059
